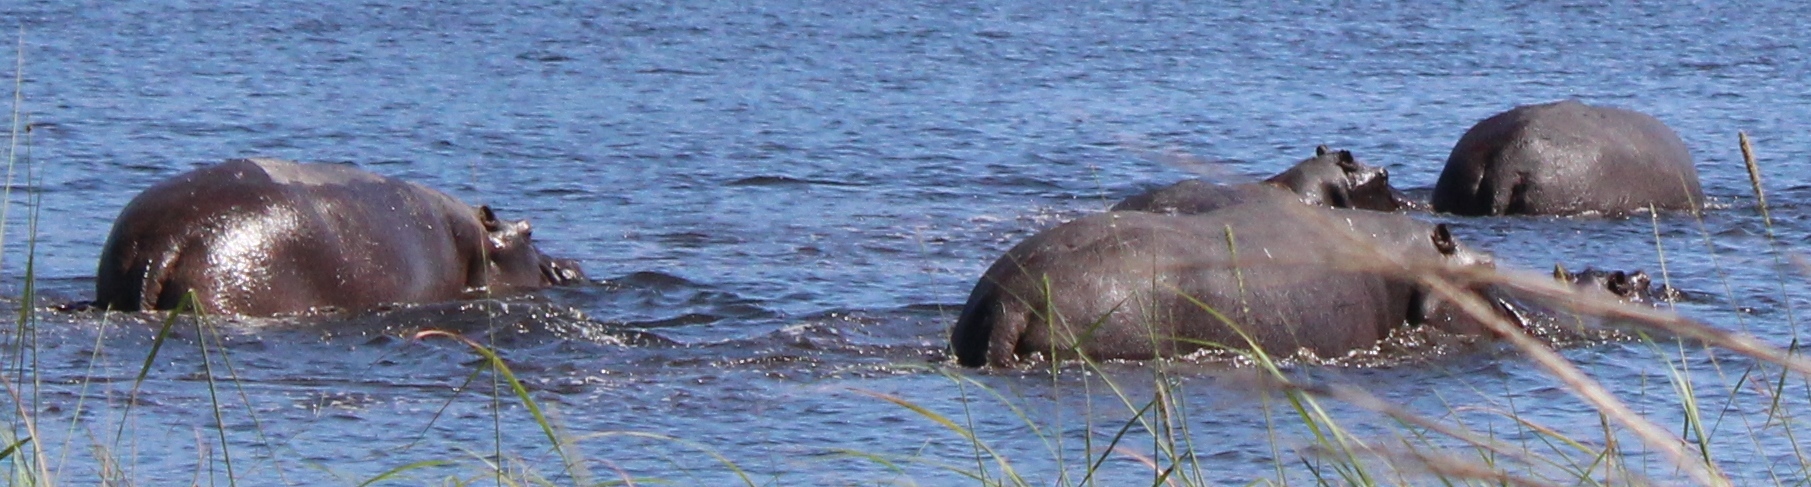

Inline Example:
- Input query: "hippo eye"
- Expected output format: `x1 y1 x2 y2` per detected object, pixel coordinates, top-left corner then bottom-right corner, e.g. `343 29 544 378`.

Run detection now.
1325 185 1351 208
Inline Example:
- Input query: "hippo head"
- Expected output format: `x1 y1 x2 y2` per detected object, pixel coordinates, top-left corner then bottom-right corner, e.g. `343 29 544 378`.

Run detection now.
1408 223 1529 337
1265 146 1412 212
1552 264 1677 304
477 206 586 290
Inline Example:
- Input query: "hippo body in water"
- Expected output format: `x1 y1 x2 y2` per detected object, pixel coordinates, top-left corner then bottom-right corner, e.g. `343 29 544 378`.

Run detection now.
1114 146 1412 215
1431 100 1703 216
950 200 1506 367
95 158 583 316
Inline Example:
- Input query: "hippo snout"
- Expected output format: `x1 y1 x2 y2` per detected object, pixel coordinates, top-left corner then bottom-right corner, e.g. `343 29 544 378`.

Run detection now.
541 256 586 285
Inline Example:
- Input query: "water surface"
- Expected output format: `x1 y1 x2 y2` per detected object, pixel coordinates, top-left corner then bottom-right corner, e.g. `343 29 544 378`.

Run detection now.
4 0 1811 484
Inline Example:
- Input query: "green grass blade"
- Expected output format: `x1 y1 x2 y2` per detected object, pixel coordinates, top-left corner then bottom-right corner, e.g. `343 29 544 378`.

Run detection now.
112 290 196 454
191 304 237 485
1078 397 1158 486
0 435 29 462
852 388 1027 487
415 330 580 483
407 363 487 453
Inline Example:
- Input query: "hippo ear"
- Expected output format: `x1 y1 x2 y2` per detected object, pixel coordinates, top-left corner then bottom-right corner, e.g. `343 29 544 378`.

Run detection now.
1607 271 1632 296
1552 263 1568 281
1315 145 1331 156
1334 150 1361 171
477 205 501 231
1431 224 1458 255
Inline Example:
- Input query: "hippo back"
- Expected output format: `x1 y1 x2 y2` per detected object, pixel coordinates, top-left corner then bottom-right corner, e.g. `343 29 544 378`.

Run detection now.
1431 100 1703 216
96 159 496 315
1114 146 1406 216
952 199 1490 367
1110 180 1297 215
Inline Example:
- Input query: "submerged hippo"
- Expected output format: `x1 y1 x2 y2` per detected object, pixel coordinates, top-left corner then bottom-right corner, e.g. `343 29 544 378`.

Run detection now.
1552 265 1683 305
1431 100 1703 216
950 200 1510 367
1114 146 1412 215
95 158 584 316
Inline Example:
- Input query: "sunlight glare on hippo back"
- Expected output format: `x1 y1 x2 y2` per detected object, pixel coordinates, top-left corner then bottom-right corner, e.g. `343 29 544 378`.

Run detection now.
248 158 387 186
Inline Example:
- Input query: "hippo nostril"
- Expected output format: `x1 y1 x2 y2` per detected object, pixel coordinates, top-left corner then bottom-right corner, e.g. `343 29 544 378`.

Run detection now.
539 257 584 285
540 261 566 285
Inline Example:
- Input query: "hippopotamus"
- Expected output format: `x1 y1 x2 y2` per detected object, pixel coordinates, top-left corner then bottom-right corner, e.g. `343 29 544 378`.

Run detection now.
1431 100 1703 216
1113 146 1413 215
95 158 584 316
1552 264 1683 305
949 199 1511 367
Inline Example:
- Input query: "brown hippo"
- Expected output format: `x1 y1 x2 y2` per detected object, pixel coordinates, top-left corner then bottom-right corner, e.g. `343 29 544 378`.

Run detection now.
1431 100 1703 216
1113 146 1413 215
95 158 584 316
950 199 1509 367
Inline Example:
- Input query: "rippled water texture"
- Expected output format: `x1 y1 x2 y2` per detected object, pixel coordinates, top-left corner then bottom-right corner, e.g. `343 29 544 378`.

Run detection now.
4 0 1811 484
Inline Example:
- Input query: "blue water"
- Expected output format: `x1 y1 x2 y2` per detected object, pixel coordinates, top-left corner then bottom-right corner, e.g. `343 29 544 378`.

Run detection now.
4 0 1811 484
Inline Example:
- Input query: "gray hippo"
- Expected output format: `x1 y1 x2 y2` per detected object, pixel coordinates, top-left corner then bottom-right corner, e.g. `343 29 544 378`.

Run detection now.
95 158 584 316
1431 100 1703 216
1113 146 1413 215
950 200 1508 367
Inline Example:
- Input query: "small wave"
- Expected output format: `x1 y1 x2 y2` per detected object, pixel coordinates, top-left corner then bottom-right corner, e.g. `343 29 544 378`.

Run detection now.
897 302 963 315
605 270 698 289
973 174 1064 191
626 312 723 328
516 51 572 62
726 175 864 187
651 231 738 246
658 311 949 369
1679 58 1773 71
530 186 591 196
636 67 711 76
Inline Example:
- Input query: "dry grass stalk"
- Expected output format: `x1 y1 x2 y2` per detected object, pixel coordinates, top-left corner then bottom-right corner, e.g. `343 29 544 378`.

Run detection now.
1263 202 1734 486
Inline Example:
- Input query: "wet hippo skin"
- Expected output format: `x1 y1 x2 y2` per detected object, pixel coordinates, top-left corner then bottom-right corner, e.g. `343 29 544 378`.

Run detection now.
95 158 584 316
1432 100 1703 216
951 199 1508 367
1115 145 1413 215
